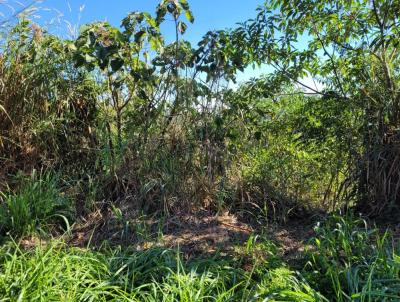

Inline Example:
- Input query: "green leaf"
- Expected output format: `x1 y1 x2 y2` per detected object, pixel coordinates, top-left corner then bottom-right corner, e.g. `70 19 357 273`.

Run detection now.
111 58 124 72
178 21 188 34
150 36 163 50
84 54 96 63
167 2 177 14
134 30 146 43
185 9 194 23
179 0 190 10
66 42 77 51
137 88 148 100
156 6 167 24
74 54 86 68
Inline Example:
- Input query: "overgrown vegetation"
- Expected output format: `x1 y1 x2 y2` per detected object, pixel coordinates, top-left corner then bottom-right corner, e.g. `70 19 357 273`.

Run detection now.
1 0 400 300
0 216 398 301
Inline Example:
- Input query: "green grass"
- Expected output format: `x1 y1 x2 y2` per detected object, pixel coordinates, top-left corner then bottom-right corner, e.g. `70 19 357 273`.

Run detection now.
0 215 398 301
0 240 324 302
305 215 400 301
0 172 74 237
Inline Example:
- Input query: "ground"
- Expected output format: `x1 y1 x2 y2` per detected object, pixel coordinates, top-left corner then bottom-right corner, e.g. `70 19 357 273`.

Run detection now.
68 205 316 263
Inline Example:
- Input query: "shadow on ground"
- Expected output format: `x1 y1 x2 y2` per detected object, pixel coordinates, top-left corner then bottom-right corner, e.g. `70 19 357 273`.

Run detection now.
68 205 314 262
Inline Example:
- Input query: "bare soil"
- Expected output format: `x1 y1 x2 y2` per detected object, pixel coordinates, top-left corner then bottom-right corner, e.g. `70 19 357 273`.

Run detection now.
69 207 315 261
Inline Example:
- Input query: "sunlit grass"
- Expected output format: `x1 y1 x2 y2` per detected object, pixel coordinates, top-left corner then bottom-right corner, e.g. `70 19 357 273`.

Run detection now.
0 216 398 301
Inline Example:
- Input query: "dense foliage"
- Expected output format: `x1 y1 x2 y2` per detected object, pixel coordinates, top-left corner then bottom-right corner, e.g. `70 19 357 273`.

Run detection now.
227 0 400 214
0 0 400 300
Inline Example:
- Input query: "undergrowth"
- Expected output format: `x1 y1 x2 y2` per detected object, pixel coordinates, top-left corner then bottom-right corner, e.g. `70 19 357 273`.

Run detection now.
0 171 73 237
306 215 400 301
0 215 398 301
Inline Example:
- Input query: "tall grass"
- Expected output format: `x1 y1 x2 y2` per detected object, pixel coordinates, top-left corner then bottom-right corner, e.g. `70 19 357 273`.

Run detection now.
0 237 328 302
0 171 73 236
306 215 400 301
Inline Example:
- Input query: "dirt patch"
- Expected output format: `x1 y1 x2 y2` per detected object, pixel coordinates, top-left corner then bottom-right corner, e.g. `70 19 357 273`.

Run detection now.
69 209 253 253
19 236 49 250
68 206 314 262
265 222 316 262
161 212 253 256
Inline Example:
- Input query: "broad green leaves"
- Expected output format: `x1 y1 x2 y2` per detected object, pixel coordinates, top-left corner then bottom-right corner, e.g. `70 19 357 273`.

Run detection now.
193 30 247 82
156 0 195 24
177 21 188 34
228 0 399 94
72 22 125 72
121 11 163 51
156 0 194 41
72 13 163 75
71 1 197 76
